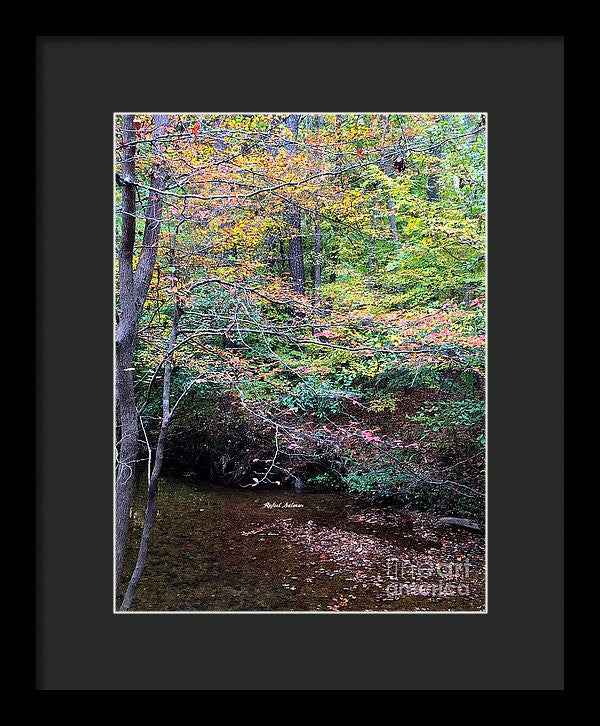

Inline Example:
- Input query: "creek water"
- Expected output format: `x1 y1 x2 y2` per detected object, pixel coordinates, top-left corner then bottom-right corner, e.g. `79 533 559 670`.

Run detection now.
119 475 485 612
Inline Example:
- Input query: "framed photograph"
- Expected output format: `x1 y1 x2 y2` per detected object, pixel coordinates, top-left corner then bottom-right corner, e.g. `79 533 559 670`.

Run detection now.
37 36 564 689
113 110 488 615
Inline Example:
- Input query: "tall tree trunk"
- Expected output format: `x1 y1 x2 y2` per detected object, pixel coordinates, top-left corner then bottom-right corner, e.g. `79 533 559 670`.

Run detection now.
266 232 277 271
279 235 287 273
115 114 168 588
383 158 398 242
288 209 305 294
119 301 180 611
427 141 442 202
367 205 378 283
314 216 322 290
387 195 398 241
313 115 324 293
115 114 139 587
335 114 345 191
284 114 305 294
381 121 398 243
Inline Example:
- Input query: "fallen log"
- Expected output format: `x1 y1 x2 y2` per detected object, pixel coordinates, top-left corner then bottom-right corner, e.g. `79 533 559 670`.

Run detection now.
436 517 483 533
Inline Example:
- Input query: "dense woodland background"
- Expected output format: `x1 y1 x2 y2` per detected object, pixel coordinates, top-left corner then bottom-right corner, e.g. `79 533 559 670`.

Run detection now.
115 113 486 608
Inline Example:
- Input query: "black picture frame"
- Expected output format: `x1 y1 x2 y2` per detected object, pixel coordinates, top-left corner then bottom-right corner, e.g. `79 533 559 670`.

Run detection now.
36 36 564 690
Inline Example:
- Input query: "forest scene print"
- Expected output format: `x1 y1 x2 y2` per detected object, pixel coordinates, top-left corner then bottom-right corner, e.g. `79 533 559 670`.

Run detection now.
115 113 486 612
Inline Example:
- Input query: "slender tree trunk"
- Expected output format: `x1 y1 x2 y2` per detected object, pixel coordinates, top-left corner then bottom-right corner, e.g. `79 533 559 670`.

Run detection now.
119 302 180 611
387 196 397 240
367 206 378 283
383 158 398 242
266 232 277 271
314 216 322 290
381 120 398 242
335 115 345 191
313 115 324 293
115 114 139 587
279 236 287 273
427 142 442 202
115 114 168 588
284 114 305 294
288 210 305 294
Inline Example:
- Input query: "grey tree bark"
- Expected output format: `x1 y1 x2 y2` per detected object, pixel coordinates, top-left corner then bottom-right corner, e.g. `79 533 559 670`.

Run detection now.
119 301 180 611
313 115 324 293
115 114 168 588
427 142 442 202
266 232 278 271
381 123 398 243
284 114 305 294
367 205 378 281
314 216 322 290
383 157 398 242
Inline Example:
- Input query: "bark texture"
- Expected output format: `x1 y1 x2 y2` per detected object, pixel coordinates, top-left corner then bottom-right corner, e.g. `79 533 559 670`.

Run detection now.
313 115 324 292
314 216 322 290
284 114 305 294
427 143 442 202
115 114 168 588
119 303 180 611
287 210 305 294
384 157 398 242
